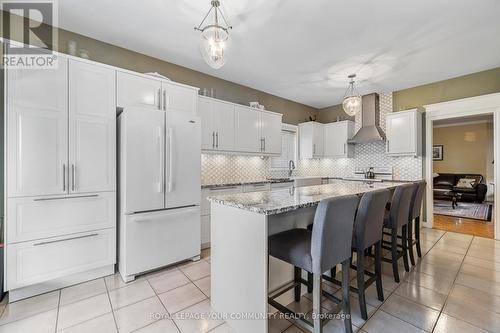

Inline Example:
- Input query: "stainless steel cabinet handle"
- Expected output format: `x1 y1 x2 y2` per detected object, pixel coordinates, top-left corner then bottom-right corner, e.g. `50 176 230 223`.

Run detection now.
263 138 266 151
313 144 316 155
344 143 346 154
386 140 390 153
157 88 161 110
72 164 76 191
34 194 99 202
212 132 215 148
162 90 167 111
62 163 66 192
216 132 219 148
33 233 99 246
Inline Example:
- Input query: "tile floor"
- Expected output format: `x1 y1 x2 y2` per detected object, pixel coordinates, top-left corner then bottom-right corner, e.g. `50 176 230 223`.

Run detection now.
0 228 499 332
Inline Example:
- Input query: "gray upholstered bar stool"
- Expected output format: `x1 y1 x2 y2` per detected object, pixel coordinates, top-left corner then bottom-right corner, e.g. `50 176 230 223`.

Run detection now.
268 195 360 333
382 183 417 283
324 189 390 320
407 181 426 265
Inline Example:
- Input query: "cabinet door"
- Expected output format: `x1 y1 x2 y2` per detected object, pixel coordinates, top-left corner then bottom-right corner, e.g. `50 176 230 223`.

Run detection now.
163 82 197 113
119 109 165 213
69 60 116 193
212 100 235 151
116 72 162 110
261 112 282 154
198 97 215 150
313 123 324 157
235 106 261 152
7 58 69 197
324 123 346 157
387 112 415 154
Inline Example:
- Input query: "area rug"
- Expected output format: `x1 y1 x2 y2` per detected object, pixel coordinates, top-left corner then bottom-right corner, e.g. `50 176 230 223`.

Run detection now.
434 200 493 221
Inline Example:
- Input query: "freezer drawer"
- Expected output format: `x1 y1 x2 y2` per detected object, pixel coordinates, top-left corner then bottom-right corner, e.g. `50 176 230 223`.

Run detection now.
6 192 115 243
6 228 115 290
120 206 200 278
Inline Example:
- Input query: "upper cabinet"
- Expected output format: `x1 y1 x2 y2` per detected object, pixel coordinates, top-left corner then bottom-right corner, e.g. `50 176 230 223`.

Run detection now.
385 109 422 156
323 121 355 158
299 122 324 159
116 72 197 113
7 58 117 197
199 96 235 151
200 97 282 155
116 72 162 110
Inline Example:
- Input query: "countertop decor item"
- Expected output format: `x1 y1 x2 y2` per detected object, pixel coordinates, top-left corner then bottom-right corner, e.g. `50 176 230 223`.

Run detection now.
342 74 362 117
194 0 232 69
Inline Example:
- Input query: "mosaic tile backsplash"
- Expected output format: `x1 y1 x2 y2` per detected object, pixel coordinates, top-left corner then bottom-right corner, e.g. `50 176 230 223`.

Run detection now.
201 93 423 185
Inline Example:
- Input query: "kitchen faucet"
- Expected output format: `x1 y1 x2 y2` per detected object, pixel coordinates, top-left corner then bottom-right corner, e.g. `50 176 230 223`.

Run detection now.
288 160 295 177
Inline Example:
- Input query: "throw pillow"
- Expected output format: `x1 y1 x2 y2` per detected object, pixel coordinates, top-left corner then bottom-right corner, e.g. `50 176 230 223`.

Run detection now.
456 178 476 188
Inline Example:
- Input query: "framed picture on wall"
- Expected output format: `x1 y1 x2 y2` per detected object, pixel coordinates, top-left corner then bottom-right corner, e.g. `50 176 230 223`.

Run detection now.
433 145 443 161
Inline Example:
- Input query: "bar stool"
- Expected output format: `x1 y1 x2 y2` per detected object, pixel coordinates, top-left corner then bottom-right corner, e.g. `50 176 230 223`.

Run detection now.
408 181 426 265
324 189 390 320
382 183 416 283
268 195 360 333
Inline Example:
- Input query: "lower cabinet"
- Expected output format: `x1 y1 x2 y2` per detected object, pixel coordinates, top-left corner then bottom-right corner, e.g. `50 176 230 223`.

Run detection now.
6 228 115 290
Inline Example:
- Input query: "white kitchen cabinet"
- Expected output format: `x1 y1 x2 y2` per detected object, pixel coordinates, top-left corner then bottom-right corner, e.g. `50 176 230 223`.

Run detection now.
116 71 162 110
235 105 262 153
163 83 197 113
386 109 422 156
323 120 355 158
299 122 324 158
7 228 115 290
199 96 235 151
7 57 69 197
260 111 283 154
69 60 116 193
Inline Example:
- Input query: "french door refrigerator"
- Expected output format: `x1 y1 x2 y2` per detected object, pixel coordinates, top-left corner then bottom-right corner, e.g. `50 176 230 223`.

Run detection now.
118 107 201 282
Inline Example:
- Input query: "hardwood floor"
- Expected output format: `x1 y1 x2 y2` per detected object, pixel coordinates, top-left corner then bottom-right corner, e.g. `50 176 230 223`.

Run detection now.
434 214 494 238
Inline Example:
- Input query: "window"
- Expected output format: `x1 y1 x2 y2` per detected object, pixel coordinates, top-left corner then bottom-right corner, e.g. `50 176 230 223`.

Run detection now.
271 126 297 169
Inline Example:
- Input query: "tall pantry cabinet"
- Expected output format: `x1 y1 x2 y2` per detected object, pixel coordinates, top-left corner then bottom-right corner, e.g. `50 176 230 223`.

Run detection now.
4 56 117 301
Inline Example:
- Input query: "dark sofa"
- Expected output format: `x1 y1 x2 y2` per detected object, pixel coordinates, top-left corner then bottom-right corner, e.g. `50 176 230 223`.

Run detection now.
433 173 487 203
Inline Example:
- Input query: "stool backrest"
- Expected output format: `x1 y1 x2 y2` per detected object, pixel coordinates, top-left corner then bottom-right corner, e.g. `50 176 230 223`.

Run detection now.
410 181 426 220
311 195 359 274
354 189 391 250
387 183 416 229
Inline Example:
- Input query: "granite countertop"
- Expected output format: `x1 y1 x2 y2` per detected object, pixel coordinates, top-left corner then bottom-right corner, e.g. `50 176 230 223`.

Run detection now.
201 178 294 189
208 180 408 215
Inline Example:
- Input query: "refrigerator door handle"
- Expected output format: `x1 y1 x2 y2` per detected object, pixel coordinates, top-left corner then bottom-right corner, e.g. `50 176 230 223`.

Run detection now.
157 126 164 193
167 127 174 192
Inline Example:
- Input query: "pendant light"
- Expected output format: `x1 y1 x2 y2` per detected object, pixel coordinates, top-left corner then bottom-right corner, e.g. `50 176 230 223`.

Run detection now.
194 0 232 69
342 74 362 117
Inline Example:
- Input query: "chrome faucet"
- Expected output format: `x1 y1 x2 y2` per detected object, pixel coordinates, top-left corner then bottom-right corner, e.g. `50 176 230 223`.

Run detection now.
288 160 295 177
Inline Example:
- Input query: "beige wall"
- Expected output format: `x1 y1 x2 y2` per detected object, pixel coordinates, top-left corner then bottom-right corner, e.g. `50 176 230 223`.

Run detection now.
433 122 494 178
1 11 317 125
318 67 500 123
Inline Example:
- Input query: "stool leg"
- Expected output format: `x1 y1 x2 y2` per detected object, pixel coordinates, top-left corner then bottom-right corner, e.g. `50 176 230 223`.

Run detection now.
407 219 415 266
391 228 400 283
375 241 384 302
356 249 368 320
312 274 323 333
401 225 410 272
294 267 301 302
342 259 353 333
307 272 313 293
415 216 422 258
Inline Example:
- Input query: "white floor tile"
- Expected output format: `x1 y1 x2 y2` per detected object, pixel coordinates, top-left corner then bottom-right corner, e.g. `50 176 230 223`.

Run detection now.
179 261 211 281
57 293 111 330
58 312 117 332
0 291 59 325
159 283 207 314
0 309 57 333
60 278 107 306
113 297 166 333
108 280 156 309
147 269 191 294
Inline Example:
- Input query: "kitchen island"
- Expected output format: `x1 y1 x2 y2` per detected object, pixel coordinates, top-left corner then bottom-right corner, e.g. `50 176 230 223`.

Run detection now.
208 180 407 333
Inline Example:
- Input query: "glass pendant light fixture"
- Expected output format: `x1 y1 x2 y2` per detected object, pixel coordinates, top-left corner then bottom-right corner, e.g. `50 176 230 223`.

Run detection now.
194 0 232 69
342 74 362 117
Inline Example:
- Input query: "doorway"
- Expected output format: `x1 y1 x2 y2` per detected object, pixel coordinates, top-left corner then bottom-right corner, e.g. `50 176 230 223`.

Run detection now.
431 115 494 238
424 93 500 240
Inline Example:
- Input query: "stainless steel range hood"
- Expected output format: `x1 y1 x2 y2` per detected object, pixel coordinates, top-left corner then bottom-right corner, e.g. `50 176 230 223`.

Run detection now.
348 93 385 144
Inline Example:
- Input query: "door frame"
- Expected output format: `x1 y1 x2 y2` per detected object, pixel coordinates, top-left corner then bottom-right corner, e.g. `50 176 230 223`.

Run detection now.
424 92 500 240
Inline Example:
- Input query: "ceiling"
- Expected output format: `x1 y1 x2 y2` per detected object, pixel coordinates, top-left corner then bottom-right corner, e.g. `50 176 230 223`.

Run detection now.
58 0 500 109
